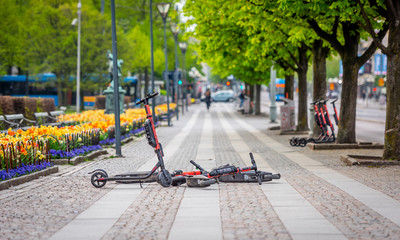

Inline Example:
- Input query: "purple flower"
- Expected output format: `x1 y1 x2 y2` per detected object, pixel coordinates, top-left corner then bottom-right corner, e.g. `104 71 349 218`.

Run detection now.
0 162 54 182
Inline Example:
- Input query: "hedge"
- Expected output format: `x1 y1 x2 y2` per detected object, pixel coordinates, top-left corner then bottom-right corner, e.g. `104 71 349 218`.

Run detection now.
0 96 55 119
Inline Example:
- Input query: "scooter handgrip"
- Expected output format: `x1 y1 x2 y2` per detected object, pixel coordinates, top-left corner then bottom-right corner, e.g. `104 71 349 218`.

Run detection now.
135 99 144 105
149 92 159 98
136 92 159 105
249 152 257 170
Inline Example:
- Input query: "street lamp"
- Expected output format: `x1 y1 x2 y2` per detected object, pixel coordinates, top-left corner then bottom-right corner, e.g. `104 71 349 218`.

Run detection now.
157 2 171 126
72 0 82 113
179 41 188 112
150 0 156 116
170 22 179 120
270 64 277 123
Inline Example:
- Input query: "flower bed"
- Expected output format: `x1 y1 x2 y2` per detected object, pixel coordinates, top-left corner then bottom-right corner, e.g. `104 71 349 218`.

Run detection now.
0 162 54 181
0 103 175 182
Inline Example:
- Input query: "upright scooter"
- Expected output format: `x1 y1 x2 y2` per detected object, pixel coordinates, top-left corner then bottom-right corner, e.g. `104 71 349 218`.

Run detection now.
89 92 173 188
290 98 338 147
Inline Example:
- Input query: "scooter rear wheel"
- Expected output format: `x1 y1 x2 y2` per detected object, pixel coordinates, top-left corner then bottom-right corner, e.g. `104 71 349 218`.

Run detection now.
91 171 107 188
157 170 172 187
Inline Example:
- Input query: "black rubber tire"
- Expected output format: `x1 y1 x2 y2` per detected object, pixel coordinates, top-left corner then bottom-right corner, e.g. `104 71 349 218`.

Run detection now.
289 138 297 146
171 176 187 186
91 171 107 188
157 170 172 187
299 138 307 147
90 169 108 177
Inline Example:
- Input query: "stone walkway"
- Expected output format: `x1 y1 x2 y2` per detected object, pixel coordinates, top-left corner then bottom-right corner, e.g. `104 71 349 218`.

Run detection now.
1 102 400 240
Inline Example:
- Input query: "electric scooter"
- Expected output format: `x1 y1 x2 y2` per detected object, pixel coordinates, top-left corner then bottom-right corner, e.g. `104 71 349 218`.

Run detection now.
290 99 338 147
89 92 173 188
171 153 281 187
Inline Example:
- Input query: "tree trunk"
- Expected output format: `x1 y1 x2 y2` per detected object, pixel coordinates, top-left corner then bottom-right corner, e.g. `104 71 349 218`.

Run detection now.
57 76 63 107
284 74 294 100
336 23 361 144
249 84 254 113
296 45 309 132
136 69 142 99
144 67 149 95
312 39 329 136
382 11 400 160
25 71 29 96
337 58 359 143
254 83 261 115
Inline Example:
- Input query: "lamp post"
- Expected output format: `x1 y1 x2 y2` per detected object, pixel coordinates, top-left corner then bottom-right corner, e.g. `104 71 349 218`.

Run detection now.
270 64 277 123
111 0 122 156
179 41 187 113
76 0 81 113
157 2 171 127
150 0 156 115
170 22 179 120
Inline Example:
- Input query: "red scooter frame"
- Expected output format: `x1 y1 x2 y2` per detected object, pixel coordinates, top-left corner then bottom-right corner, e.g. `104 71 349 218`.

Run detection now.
89 92 173 188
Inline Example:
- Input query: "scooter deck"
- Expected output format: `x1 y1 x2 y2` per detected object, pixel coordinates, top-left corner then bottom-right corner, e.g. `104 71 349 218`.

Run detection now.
218 171 281 183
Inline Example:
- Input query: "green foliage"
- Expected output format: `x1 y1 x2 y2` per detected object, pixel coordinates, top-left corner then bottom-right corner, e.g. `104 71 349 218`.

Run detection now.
326 57 340 79
0 0 179 100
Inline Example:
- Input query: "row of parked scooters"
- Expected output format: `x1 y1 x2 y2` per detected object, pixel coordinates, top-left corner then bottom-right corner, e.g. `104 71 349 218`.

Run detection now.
290 98 339 147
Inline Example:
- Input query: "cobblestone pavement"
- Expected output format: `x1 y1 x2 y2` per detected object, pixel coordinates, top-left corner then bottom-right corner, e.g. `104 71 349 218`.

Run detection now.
243 112 400 202
1 102 400 240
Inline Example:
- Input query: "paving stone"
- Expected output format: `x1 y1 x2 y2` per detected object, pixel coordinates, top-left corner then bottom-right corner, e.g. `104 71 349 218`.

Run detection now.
2 102 400 240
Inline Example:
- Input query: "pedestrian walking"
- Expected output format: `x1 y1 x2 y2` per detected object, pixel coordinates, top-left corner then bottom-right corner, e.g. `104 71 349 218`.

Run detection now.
239 90 245 108
205 89 211 111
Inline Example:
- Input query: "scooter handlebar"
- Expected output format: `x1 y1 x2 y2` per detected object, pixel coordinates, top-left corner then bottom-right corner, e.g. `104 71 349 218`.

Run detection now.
136 92 159 105
320 99 329 104
190 160 206 172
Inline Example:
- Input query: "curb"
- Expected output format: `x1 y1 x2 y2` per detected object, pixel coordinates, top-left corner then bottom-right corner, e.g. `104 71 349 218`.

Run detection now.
101 135 136 149
308 142 384 150
0 166 59 190
52 149 108 165
357 118 385 124
340 154 400 166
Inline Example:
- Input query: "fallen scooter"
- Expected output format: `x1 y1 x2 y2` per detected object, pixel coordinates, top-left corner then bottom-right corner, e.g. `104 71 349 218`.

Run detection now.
99 153 281 188
170 152 281 187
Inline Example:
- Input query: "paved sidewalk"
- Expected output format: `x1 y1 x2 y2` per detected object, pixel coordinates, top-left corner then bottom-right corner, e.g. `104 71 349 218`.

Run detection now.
1 102 400 240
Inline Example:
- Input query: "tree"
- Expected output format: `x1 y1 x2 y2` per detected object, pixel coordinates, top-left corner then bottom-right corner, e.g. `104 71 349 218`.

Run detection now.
230 0 314 131
279 0 388 143
355 0 400 160
26 0 77 106
183 0 269 114
0 0 31 75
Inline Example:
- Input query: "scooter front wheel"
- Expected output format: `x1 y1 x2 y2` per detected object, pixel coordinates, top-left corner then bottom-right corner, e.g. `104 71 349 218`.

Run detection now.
91 171 107 188
157 170 172 187
289 138 297 146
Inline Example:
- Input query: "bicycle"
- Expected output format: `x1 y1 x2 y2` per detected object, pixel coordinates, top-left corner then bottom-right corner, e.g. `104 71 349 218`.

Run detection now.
89 92 173 188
